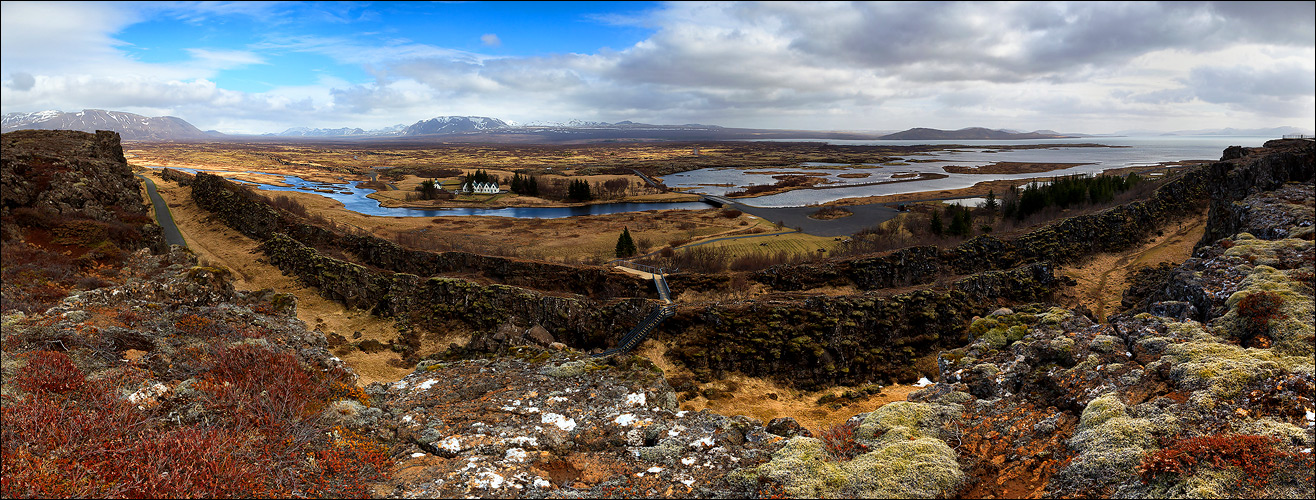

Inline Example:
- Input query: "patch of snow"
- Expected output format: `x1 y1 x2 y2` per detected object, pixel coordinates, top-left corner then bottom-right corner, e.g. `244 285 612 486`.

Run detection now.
1306 410 1314 427
542 413 577 432
681 457 696 466
914 377 933 387
533 477 552 488
402 415 413 423
681 478 696 487
411 452 426 458
614 413 638 426
417 379 439 390
647 466 663 473
676 410 688 418
547 396 568 403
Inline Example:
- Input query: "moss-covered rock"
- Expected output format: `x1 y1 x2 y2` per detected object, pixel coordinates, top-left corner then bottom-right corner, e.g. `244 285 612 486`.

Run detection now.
749 432 964 499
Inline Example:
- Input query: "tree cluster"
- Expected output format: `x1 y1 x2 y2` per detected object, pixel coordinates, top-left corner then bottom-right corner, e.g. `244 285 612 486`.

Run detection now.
416 179 442 200
509 173 539 196
463 169 500 186
567 179 592 201
1001 173 1143 220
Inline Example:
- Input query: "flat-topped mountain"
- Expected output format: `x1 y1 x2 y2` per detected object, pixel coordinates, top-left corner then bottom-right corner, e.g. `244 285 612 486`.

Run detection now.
1 109 210 141
879 127 1079 140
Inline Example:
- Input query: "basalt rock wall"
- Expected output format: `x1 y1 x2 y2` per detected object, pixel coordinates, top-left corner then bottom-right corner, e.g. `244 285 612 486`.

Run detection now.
1197 138 1315 246
751 141 1315 293
259 226 1060 389
256 232 654 349
188 172 652 299
664 262 1059 389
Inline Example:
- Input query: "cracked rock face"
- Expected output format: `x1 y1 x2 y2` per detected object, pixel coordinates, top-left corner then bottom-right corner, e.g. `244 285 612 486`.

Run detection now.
367 350 787 498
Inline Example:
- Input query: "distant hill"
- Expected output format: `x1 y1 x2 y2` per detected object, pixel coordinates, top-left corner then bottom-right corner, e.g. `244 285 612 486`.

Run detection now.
878 127 1078 140
274 124 407 137
402 116 510 136
1 109 210 141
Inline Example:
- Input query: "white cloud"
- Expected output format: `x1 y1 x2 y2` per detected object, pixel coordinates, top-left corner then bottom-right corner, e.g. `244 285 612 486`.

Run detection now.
2 1 1312 134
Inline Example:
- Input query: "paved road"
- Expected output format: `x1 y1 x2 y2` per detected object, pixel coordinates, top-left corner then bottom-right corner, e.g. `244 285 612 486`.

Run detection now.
137 174 187 247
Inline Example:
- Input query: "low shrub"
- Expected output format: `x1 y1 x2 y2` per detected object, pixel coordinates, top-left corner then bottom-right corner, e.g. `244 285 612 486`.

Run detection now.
14 350 84 395
1138 433 1314 491
816 420 869 461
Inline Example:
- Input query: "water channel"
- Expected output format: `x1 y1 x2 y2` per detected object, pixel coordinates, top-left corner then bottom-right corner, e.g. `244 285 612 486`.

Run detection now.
148 135 1275 218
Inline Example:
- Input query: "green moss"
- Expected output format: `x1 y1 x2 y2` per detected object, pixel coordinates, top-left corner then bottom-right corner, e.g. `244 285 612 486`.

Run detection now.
1163 341 1285 398
541 359 601 378
1076 393 1129 432
1220 265 1315 357
752 431 964 498
754 437 845 498
1223 237 1312 268
855 401 961 446
844 437 964 498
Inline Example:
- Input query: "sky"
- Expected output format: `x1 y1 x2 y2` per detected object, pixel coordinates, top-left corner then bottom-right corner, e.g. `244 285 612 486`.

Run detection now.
2 1 1313 135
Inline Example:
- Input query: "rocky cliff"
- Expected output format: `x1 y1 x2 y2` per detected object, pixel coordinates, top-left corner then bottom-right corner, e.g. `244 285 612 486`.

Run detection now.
1 129 166 313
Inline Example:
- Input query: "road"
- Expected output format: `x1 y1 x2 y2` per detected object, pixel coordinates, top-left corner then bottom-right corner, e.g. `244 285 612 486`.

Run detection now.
137 174 187 247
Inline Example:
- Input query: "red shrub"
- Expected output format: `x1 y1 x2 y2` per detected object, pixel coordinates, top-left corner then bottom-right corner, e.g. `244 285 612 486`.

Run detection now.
201 344 331 430
816 420 869 461
14 351 84 395
1139 434 1314 490
1236 291 1286 333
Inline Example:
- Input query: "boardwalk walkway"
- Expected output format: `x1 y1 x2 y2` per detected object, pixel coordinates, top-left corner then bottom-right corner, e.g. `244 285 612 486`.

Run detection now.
594 261 675 357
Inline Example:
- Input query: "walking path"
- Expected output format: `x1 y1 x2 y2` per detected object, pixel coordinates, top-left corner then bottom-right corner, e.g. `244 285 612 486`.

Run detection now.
137 173 187 247
594 261 675 357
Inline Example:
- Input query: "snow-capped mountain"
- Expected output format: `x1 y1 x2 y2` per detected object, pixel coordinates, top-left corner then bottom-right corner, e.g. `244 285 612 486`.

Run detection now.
402 116 509 136
1 109 209 141
275 124 408 137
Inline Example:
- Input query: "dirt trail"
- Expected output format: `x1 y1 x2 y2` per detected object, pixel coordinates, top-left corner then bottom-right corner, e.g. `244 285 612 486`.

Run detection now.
1059 212 1207 321
138 170 413 385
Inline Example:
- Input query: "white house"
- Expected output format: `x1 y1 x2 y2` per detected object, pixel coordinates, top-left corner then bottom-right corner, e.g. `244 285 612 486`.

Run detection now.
460 181 499 194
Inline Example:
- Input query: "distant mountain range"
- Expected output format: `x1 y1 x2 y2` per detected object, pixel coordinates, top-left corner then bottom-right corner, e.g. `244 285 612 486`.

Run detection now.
876 127 1081 140
4 108 1308 143
1 109 211 141
275 125 407 137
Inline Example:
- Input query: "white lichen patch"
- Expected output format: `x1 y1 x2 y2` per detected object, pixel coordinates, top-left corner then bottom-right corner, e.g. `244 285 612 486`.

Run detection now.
542 413 577 432
614 413 638 426
439 436 462 453
626 392 647 406
505 448 528 463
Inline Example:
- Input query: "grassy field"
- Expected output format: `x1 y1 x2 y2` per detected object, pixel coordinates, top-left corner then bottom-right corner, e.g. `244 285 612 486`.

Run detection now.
694 231 840 259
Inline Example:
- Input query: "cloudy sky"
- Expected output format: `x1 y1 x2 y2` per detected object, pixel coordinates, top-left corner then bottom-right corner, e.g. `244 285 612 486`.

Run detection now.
2 1 1313 135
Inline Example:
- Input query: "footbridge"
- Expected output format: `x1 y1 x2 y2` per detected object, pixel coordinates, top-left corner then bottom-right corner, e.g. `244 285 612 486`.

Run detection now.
700 194 737 207
595 261 675 357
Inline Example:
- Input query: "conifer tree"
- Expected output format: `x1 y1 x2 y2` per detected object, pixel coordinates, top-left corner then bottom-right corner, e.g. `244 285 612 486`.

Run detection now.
615 227 637 258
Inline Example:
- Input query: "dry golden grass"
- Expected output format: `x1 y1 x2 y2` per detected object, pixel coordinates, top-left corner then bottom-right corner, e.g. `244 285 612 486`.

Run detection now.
637 340 918 431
